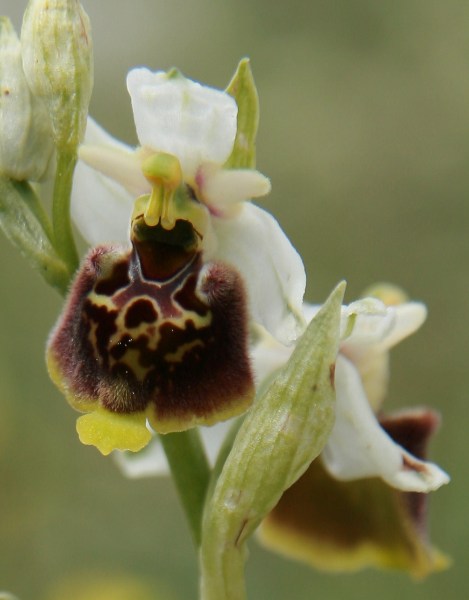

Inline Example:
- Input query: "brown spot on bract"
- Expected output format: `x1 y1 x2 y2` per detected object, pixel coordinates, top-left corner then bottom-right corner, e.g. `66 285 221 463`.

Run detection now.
235 518 249 547
329 363 336 388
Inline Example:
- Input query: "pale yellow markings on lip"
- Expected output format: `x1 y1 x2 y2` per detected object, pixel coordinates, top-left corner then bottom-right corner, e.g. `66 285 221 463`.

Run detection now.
163 310 213 331
111 296 161 352
88 291 118 310
87 321 100 361
115 349 153 382
170 283 213 330
86 292 119 365
87 281 214 377
164 339 205 363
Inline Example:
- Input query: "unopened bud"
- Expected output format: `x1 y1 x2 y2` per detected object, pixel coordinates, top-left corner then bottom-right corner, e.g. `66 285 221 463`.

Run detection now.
21 0 93 150
0 17 53 180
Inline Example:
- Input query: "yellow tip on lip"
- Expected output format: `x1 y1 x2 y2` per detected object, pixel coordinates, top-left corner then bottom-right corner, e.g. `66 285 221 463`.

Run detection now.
76 407 152 455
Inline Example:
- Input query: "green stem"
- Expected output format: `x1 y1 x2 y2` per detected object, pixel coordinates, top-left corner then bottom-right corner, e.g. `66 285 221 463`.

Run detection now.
199 421 248 600
200 535 247 600
159 428 211 547
52 149 79 274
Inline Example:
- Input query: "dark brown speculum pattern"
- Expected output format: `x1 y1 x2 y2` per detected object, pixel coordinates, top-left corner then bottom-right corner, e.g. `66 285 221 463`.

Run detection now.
48 220 254 431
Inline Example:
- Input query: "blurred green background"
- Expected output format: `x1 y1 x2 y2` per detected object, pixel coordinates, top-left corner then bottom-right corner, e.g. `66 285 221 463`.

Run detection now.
1 0 467 598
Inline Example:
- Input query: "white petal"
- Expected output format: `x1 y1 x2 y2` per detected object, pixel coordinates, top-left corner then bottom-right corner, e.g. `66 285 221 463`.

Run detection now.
71 161 134 245
377 302 427 351
302 303 321 322
79 144 148 198
212 202 306 344
114 438 169 478
306 300 393 345
250 326 292 385
341 298 393 345
200 420 233 464
79 117 148 198
113 422 230 479
81 115 132 149
322 355 449 492
71 118 136 245
127 68 237 180
342 300 426 351
197 164 271 214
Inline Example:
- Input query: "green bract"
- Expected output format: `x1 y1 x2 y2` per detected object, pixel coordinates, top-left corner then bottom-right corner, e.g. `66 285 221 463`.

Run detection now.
199 282 345 600
0 177 69 292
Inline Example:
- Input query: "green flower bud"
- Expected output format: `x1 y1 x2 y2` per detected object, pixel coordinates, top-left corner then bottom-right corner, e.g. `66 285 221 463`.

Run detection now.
0 17 53 181
21 0 93 150
200 282 345 600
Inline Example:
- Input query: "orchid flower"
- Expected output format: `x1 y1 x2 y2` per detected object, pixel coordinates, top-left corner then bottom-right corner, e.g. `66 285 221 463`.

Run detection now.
70 65 305 345
47 62 306 455
256 291 450 576
119 288 449 576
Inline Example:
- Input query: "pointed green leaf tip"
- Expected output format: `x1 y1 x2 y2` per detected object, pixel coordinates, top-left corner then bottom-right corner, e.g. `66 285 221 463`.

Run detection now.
199 281 345 600
224 58 259 169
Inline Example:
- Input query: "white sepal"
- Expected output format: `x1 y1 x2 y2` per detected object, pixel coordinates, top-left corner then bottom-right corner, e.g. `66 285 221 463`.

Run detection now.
127 68 237 181
322 355 450 492
196 164 271 215
213 202 306 344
